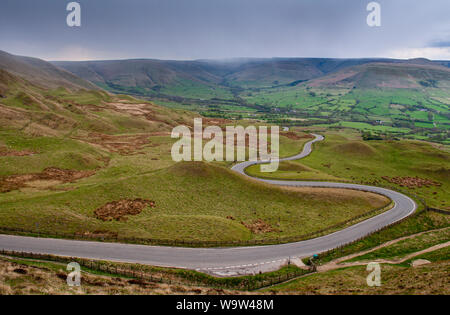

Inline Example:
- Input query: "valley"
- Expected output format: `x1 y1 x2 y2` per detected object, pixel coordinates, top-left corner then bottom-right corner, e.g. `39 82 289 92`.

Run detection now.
0 49 448 294
53 57 450 145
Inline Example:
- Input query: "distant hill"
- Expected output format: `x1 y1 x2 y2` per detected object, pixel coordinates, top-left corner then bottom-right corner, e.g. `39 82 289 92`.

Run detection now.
53 57 450 99
0 50 99 91
0 51 195 138
53 57 383 93
308 62 450 89
217 58 392 88
0 49 449 145
52 59 228 98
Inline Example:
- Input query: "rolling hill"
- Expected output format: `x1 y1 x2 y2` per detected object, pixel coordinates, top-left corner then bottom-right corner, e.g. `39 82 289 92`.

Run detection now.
50 55 450 143
0 50 99 91
0 50 399 246
307 61 450 89
2 49 449 142
0 50 196 138
53 57 450 96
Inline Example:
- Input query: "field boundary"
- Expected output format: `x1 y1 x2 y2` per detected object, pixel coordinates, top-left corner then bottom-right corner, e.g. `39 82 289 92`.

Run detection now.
0 201 393 248
0 249 311 291
313 206 440 261
428 207 450 215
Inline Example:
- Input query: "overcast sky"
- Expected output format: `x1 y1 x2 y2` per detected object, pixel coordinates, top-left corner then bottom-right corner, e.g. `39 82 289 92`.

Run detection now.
0 0 449 61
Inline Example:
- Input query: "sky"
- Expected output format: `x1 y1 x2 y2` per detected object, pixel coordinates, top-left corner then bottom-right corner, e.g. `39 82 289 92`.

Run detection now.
0 0 449 61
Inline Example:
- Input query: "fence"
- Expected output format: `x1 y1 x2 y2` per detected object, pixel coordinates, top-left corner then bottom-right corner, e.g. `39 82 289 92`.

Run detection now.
0 202 392 248
0 249 309 291
315 206 425 261
312 185 450 263
0 173 430 250
0 185 438 289
428 207 450 215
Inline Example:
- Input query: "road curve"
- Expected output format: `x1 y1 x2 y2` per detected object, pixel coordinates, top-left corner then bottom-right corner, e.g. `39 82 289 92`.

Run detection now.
0 134 417 275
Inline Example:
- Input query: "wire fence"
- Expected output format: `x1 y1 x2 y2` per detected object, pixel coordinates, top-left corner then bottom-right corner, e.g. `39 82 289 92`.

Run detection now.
0 180 434 249
0 202 393 248
0 249 310 291
428 207 450 215
0 186 442 290
315 205 427 261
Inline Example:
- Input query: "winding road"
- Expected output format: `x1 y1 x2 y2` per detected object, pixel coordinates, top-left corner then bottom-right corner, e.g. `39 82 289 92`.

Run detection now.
0 134 417 276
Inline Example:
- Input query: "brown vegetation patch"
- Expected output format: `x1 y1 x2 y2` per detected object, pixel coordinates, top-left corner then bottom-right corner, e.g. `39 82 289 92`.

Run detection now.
143 112 171 125
0 258 245 295
0 147 36 156
13 268 27 275
109 102 150 116
75 230 119 239
280 132 314 140
241 219 278 234
78 133 151 155
382 176 442 188
0 167 95 193
203 117 233 126
108 102 176 127
94 199 156 222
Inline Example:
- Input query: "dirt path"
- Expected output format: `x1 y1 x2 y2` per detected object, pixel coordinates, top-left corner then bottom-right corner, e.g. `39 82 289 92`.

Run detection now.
317 227 450 272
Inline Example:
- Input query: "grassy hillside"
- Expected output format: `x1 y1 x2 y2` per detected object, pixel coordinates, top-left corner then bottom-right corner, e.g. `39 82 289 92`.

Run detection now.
264 220 450 295
0 157 390 242
0 256 243 295
0 66 196 138
241 63 450 143
0 51 448 294
54 57 450 94
53 56 450 143
265 260 449 295
0 50 98 90
53 59 233 100
0 127 391 244
247 128 450 209
344 228 449 262
0 59 393 244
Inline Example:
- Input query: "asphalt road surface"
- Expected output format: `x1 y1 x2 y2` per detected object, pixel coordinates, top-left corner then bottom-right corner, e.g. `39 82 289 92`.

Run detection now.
0 134 417 276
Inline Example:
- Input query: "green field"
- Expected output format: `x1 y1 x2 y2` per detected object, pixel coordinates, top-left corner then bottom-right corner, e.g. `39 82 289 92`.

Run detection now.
0 128 391 243
345 228 450 262
246 128 450 209
264 261 449 295
0 71 395 244
263 220 450 295
1 80 447 244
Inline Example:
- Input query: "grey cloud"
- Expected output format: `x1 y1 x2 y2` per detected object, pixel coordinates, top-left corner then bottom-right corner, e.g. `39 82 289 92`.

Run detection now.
0 0 449 60
428 41 450 48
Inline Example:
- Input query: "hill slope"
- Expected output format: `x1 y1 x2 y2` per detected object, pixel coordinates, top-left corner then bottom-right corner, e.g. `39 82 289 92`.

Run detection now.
0 54 196 138
52 56 450 143
308 62 450 89
0 50 99 90
53 57 450 95
52 59 233 99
